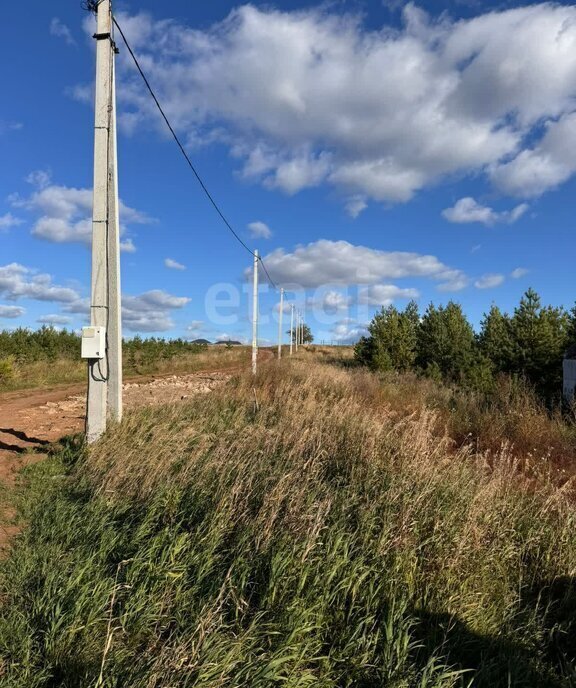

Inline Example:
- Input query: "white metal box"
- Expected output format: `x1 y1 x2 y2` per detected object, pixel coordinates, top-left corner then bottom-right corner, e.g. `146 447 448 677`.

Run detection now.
81 326 106 360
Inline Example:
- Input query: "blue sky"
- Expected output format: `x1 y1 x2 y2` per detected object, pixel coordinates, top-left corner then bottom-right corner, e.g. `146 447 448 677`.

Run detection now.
1 0 574 344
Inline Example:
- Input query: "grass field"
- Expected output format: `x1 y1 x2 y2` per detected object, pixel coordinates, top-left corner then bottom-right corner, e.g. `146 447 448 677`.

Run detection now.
1 353 576 686
0 345 253 393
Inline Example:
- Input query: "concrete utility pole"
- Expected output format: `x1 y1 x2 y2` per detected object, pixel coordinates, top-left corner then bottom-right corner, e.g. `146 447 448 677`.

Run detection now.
85 0 122 443
295 311 299 352
277 287 284 360
289 304 294 356
252 250 259 375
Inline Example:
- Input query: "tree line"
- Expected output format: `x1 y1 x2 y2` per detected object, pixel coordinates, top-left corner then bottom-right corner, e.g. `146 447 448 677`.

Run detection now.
355 289 576 404
0 327 207 366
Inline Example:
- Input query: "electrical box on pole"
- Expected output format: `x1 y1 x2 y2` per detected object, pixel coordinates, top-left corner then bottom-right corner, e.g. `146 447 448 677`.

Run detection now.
81 326 106 360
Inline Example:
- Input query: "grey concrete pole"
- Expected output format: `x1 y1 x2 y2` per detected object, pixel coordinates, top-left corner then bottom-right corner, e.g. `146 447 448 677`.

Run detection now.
277 287 284 360
251 250 259 375
295 311 299 352
87 0 114 443
289 304 294 356
106 42 123 423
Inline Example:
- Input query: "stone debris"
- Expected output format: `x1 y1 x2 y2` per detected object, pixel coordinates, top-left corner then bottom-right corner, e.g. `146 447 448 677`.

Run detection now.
33 372 232 419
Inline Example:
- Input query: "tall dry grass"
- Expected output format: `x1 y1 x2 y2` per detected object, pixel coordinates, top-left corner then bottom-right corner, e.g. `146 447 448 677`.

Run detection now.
1 359 576 686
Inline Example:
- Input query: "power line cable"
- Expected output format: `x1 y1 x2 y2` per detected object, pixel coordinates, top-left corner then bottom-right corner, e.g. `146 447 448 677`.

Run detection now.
112 16 278 290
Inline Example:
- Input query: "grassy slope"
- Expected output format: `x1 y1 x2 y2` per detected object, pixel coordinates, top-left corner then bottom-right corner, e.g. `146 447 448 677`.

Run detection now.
1 357 576 686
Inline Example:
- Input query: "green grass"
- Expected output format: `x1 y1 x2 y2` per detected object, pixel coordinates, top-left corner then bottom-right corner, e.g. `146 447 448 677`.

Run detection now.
1 361 576 686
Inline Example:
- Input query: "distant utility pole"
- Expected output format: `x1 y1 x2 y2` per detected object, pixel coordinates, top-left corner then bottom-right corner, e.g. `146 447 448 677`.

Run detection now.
85 0 122 444
252 250 259 375
295 311 299 352
289 304 294 356
277 287 284 360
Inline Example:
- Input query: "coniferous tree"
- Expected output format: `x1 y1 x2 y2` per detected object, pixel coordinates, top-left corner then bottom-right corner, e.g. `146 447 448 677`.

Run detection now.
479 304 514 373
509 289 569 399
357 301 419 372
417 302 475 381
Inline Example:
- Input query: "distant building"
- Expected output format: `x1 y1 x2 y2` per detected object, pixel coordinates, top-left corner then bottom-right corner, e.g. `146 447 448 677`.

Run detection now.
564 345 576 403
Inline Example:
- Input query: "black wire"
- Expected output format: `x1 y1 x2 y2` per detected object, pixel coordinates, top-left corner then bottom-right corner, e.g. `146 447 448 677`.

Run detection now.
112 16 278 290
258 257 277 289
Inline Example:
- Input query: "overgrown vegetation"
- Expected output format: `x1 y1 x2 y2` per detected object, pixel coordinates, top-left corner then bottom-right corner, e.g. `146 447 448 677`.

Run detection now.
355 289 576 404
1 359 575 686
0 328 247 391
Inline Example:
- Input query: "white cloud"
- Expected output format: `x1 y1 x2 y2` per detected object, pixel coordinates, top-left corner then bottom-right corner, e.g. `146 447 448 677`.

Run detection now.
0 213 23 231
164 257 186 270
307 290 351 314
330 318 369 344
0 305 25 319
490 112 576 198
257 240 468 292
12 171 154 249
186 320 204 333
248 221 272 239
0 263 80 303
122 290 190 332
474 273 505 289
511 267 529 279
100 4 576 206
345 196 368 219
442 197 528 225
37 314 73 325
120 239 137 253
62 298 90 316
357 284 420 306
50 18 76 46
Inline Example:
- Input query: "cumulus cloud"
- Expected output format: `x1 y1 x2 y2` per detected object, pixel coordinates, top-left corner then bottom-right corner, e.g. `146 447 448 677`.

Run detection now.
330 318 369 344
186 320 204 334
0 263 80 303
11 171 153 250
122 289 190 332
120 239 137 253
442 197 528 225
490 112 576 198
256 240 468 292
95 4 576 207
511 267 529 279
474 273 505 289
0 213 23 231
164 258 186 270
0 305 25 319
61 298 90 316
357 284 420 306
248 221 272 239
37 314 73 325
307 290 351 314
50 18 76 46
59 290 191 332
